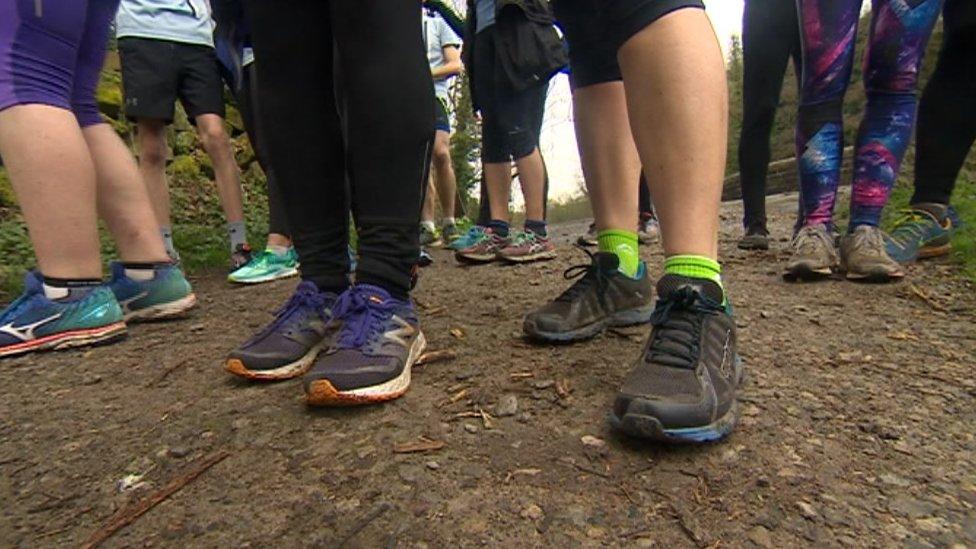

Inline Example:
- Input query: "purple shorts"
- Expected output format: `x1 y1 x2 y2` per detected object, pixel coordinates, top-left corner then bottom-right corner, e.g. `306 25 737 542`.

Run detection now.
0 0 120 127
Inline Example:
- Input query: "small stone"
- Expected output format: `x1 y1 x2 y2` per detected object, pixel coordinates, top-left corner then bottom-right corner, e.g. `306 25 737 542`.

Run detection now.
425 461 440 470
464 423 478 434
532 379 555 390
748 525 774 548
81 374 102 386
879 473 912 488
580 435 605 449
756 476 771 488
796 501 818 520
517 412 532 423
167 447 190 459
521 504 544 521
495 394 519 417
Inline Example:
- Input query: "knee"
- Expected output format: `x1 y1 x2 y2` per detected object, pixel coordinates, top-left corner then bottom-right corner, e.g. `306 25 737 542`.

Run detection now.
197 122 229 152
139 134 168 167
432 143 452 167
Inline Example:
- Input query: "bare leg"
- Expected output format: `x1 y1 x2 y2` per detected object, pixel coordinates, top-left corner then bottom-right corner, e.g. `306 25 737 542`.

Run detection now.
572 82 642 232
195 114 245 223
431 130 456 220
136 119 172 228
0 105 101 278
422 177 437 223
514 148 546 222
618 10 727 259
486 161 513 222
266 233 292 248
84 124 169 264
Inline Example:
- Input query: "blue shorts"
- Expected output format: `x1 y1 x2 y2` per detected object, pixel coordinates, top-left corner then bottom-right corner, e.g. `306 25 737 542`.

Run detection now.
0 0 119 127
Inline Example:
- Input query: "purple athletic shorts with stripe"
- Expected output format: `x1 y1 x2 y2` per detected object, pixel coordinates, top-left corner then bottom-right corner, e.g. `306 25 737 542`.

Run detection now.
0 0 120 127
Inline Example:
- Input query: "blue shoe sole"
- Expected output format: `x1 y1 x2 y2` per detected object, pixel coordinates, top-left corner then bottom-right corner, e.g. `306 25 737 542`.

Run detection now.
524 305 655 343
609 400 739 444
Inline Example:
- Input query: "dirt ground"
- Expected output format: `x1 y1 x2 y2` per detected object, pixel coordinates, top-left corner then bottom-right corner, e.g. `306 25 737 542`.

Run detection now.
1 194 975 548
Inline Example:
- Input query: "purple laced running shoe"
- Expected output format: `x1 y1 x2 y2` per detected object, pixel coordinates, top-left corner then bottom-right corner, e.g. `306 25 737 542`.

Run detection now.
225 281 338 381
304 284 425 406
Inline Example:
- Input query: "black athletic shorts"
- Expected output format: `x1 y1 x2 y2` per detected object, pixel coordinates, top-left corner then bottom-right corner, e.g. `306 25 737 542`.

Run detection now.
434 96 451 133
118 37 226 123
552 0 705 89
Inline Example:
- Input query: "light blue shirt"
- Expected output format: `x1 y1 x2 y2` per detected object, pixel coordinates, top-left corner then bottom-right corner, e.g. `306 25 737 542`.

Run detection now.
424 11 462 100
115 0 215 48
475 0 496 34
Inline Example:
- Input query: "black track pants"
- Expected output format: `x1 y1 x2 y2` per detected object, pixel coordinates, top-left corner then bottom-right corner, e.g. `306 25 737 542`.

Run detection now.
738 0 802 229
912 0 976 206
243 0 434 297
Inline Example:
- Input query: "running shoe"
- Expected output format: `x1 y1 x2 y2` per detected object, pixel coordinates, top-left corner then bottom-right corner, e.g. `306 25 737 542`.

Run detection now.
841 225 905 282
523 251 654 342
448 225 486 251
0 272 126 359
442 222 460 246
884 203 955 264
455 228 509 263
228 248 300 284
610 274 742 443
230 243 253 272
638 214 660 244
737 222 770 250
304 284 425 406
107 262 196 321
225 281 338 381
498 230 557 263
784 224 838 281
419 224 443 247
577 223 598 247
418 248 434 267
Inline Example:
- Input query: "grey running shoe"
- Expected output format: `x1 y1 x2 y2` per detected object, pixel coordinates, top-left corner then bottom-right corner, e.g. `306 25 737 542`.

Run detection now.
841 225 905 282
638 214 660 244
610 275 742 443
419 224 443 247
577 223 598 247
737 222 770 250
523 251 654 342
304 284 425 406
784 224 838 281
225 281 338 381
455 228 508 263
441 222 459 246
498 230 557 263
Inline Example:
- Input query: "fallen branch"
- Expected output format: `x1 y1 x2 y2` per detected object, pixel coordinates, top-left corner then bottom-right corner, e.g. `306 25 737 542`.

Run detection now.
336 502 393 547
909 283 948 312
393 437 446 454
415 349 457 367
81 450 230 549
146 358 192 387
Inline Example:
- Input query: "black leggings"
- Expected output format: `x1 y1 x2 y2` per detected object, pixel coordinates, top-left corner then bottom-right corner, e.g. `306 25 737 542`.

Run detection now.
912 0 976 206
236 63 288 238
243 0 434 297
738 0 802 229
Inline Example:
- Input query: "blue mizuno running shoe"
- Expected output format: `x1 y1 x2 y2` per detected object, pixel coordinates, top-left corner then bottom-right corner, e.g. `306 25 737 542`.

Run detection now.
0 272 126 358
107 262 196 322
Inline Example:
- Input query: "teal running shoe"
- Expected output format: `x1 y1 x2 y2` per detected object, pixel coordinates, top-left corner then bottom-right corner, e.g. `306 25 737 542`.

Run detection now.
0 272 126 359
108 262 196 322
448 225 485 251
228 248 300 284
884 203 955 265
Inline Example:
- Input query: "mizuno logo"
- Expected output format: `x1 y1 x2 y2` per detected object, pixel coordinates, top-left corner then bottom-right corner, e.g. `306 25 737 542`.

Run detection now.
119 292 149 313
0 313 62 342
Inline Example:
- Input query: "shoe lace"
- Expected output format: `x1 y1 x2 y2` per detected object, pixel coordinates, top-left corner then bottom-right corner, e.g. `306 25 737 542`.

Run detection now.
556 248 609 304
645 287 723 369
332 286 396 349
886 209 932 249
793 225 832 255
510 231 537 246
253 283 330 340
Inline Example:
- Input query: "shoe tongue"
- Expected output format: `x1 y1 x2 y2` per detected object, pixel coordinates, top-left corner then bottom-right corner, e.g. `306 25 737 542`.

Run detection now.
913 202 948 221
23 271 44 294
656 274 723 304
593 252 620 272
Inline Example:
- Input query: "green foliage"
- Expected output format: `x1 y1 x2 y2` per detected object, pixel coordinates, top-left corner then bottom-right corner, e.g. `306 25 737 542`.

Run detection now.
0 168 15 209
449 73 482 217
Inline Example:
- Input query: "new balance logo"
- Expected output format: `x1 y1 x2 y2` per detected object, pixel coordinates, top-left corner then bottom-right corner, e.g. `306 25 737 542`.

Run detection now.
384 316 416 347
0 313 62 342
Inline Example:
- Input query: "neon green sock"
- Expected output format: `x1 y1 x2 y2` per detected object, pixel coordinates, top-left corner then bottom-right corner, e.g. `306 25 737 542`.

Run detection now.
598 229 640 278
664 255 723 287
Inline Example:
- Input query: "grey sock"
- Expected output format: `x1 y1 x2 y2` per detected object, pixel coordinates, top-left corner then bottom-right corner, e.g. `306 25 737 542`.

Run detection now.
227 220 248 251
160 226 177 257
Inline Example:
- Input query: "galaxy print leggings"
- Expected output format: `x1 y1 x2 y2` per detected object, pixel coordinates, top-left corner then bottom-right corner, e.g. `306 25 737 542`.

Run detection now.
796 0 943 230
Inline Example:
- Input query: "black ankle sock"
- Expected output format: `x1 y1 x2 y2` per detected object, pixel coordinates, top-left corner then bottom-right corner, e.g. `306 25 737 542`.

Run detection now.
524 219 547 237
487 219 510 237
42 276 102 288
121 261 167 270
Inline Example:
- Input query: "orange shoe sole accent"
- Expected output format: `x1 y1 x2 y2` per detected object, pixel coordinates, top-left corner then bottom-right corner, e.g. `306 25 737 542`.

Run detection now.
305 379 408 407
224 358 313 382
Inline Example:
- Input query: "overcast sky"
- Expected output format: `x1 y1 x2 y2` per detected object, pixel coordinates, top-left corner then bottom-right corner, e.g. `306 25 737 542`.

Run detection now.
538 1 747 202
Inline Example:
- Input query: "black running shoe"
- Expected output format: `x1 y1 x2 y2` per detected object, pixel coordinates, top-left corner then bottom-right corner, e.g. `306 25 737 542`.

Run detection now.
610 274 742 443
523 251 654 343
737 222 770 250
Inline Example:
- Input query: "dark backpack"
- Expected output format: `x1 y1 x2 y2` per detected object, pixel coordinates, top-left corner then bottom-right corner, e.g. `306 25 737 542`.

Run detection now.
494 5 568 91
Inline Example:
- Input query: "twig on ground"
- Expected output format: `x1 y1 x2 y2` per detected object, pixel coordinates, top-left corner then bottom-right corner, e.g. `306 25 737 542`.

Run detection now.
80 450 230 549
415 349 457 367
336 502 393 547
909 283 948 312
147 358 192 387
393 437 446 454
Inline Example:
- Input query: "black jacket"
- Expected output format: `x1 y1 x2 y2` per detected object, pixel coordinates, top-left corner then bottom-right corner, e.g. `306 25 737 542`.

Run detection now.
463 0 567 109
